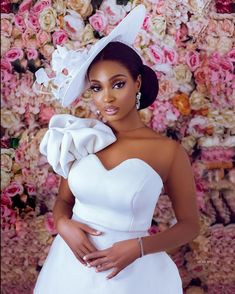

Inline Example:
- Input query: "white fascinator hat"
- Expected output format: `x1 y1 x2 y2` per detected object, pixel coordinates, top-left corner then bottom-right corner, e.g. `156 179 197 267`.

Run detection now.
34 4 146 107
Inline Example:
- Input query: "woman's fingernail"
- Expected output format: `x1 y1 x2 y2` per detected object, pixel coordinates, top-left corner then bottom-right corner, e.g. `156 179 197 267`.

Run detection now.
96 231 101 234
87 263 91 267
83 256 87 260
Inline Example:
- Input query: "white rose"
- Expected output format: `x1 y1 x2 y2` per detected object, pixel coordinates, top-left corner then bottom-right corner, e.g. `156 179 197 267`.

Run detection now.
1 170 12 190
1 109 21 129
217 36 233 54
189 90 209 110
64 10 85 40
53 0 66 15
1 148 14 172
1 35 12 56
67 0 93 18
100 0 126 25
39 7 57 32
149 15 166 40
173 64 192 84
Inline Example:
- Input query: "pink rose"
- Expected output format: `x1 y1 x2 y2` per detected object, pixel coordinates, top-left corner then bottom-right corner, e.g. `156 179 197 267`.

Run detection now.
36 30 51 46
52 30 68 46
45 173 58 189
14 13 26 32
44 212 57 235
31 0 51 15
89 10 108 32
186 51 201 72
19 0 33 13
4 48 24 62
227 48 235 63
27 13 40 32
194 68 206 85
143 13 151 31
219 57 233 72
25 183 36 196
163 46 178 65
39 104 56 124
148 45 165 64
1 58 12 83
26 48 38 60
1 193 12 206
3 181 24 197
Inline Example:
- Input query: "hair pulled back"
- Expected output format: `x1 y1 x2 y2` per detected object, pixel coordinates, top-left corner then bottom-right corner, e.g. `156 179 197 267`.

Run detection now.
87 42 158 110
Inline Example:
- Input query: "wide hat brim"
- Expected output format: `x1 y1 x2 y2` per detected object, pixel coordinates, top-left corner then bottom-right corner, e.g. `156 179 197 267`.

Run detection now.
62 4 146 107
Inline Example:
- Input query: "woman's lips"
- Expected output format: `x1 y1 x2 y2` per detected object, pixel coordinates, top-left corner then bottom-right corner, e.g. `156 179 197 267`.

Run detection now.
104 106 119 115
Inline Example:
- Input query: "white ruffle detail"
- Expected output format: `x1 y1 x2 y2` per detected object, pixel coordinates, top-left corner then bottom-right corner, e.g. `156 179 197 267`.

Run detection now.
39 114 117 178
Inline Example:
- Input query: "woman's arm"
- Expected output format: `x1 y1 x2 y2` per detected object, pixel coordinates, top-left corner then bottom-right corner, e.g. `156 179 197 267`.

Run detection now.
53 177 75 231
142 141 200 255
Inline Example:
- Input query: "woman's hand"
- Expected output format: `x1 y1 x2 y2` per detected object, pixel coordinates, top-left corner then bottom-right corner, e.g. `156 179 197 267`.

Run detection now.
83 238 141 279
57 218 102 266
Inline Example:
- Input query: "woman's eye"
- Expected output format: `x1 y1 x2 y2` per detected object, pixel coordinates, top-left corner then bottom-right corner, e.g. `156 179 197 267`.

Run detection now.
113 81 125 89
90 85 101 92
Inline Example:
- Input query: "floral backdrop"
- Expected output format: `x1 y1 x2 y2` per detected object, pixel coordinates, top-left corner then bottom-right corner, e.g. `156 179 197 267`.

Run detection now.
1 0 235 293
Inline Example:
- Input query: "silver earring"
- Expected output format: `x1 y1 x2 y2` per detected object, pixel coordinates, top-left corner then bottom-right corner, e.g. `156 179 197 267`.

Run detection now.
136 91 141 110
96 110 100 115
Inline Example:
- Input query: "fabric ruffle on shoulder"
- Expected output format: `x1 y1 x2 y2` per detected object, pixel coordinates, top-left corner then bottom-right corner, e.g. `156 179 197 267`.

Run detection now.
39 114 117 178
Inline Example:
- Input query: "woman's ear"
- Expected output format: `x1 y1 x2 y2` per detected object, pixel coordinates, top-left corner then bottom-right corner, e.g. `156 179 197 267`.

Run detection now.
136 74 142 91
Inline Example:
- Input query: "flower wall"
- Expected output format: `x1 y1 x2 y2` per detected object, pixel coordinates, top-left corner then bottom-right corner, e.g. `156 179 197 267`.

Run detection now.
1 0 234 293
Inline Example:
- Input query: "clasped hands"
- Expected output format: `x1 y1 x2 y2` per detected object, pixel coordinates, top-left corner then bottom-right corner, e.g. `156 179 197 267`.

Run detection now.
83 238 141 279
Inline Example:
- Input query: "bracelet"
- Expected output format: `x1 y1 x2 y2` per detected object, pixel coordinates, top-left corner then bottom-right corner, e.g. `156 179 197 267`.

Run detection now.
137 237 144 258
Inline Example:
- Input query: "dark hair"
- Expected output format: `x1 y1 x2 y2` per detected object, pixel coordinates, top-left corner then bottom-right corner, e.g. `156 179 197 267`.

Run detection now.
87 42 158 110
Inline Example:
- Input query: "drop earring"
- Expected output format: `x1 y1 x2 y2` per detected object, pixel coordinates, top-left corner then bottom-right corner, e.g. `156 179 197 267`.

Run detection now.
136 91 141 110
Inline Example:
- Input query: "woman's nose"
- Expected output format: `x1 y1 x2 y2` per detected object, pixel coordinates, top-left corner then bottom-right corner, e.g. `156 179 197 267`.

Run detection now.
103 89 115 103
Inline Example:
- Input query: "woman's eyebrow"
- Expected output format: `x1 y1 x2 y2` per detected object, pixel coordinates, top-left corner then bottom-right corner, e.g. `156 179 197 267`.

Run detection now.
90 74 127 83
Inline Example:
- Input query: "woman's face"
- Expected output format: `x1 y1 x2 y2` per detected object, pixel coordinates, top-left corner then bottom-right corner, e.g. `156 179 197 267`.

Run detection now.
88 60 141 122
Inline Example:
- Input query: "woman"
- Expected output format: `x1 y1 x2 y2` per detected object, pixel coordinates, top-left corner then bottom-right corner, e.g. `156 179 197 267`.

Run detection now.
34 5 200 294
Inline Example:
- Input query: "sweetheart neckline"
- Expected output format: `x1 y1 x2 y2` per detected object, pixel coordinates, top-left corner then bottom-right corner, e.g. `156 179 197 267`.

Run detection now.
91 154 164 186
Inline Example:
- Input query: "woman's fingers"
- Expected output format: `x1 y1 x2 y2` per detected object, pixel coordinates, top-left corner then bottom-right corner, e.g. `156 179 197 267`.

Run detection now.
89 257 109 267
83 249 107 261
74 248 87 265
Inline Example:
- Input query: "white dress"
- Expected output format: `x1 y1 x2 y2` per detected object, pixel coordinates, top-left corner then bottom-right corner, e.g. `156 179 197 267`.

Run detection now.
34 114 183 294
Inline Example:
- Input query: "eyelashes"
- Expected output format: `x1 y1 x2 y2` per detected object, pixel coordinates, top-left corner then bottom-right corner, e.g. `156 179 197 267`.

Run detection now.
90 81 126 92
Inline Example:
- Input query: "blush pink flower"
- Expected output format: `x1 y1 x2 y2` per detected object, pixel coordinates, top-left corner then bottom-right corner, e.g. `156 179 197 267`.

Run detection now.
26 48 38 60
89 10 108 33
1 58 12 83
52 30 68 46
25 183 36 196
148 45 165 64
142 13 151 31
14 13 26 32
163 46 178 65
36 30 51 46
39 104 56 124
1 193 12 206
227 48 235 63
44 212 57 235
44 173 58 189
31 0 51 15
4 48 24 62
3 181 24 197
186 51 201 72
18 0 33 13
27 13 40 32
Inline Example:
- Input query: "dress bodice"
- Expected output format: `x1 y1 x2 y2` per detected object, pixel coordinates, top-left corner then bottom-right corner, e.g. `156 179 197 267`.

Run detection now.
40 114 163 232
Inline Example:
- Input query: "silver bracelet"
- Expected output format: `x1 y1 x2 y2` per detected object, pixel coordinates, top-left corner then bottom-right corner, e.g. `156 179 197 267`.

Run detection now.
137 237 144 257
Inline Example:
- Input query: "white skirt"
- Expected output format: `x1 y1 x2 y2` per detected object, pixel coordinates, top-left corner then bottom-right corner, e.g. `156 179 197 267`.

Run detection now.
34 214 183 294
